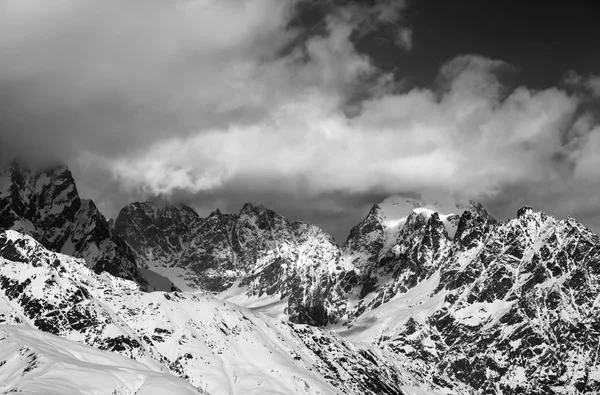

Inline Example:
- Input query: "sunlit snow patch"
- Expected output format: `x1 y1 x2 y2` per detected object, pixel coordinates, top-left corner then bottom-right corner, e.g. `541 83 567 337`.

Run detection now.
0 325 203 395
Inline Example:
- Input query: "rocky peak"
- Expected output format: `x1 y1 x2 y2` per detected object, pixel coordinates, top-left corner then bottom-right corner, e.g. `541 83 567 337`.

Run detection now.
124 201 199 222
292 221 337 245
395 210 428 241
516 205 534 218
0 161 149 290
232 203 293 245
236 202 289 231
453 206 497 250
425 212 450 244
341 204 385 274
208 208 222 218
468 200 495 221
0 162 80 245
366 203 384 221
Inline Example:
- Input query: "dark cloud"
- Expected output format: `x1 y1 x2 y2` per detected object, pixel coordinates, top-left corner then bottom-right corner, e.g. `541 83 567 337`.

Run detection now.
2 0 600 241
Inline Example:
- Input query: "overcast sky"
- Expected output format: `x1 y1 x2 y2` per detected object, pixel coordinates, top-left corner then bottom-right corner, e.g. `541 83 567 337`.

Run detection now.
1 0 600 243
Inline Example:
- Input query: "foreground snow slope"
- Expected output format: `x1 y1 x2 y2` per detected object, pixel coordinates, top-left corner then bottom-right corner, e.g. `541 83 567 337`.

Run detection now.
0 325 203 395
0 229 449 395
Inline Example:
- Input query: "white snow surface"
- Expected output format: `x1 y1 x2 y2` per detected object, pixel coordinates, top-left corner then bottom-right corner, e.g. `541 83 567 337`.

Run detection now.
0 325 203 395
453 300 516 328
336 270 447 344
218 283 289 321
1 229 421 395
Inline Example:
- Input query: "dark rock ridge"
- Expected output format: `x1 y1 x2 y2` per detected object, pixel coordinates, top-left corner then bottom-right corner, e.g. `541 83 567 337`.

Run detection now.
0 161 151 290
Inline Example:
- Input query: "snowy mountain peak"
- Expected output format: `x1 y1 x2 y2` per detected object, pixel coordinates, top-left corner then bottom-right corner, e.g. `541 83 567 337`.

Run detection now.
377 194 479 239
0 161 153 290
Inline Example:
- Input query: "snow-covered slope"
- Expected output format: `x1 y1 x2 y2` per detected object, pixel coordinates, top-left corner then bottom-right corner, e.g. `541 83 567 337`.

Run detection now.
0 161 167 291
0 229 446 395
0 325 204 395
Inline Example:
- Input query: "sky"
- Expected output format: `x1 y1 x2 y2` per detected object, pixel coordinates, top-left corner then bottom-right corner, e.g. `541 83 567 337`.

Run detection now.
1 0 600 243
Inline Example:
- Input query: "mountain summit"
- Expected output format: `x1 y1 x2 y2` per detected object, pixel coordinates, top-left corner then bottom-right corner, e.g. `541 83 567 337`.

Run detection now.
2 163 600 394
0 161 174 291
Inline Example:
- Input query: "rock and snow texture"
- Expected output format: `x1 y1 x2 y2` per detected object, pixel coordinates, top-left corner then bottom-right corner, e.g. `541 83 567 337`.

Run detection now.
0 325 204 395
115 197 475 326
115 202 350 326
0 229 439 395
114 195 492 326
4 164 600 394
350 206 600 394
0 161 163 291
116 195 600 394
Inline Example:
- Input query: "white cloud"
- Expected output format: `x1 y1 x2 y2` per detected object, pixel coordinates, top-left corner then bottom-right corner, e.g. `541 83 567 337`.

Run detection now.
3 0 600 236
587 75 600 97
395 28 413 51
572 126 600 181
563 70 600 98
101 54 581 205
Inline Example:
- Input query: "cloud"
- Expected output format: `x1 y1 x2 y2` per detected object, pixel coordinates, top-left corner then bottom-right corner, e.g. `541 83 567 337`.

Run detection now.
563 70 600 98
572 126 600 181
337 0 413 51
104 54 580 201
2 0 600 241
588 76 600 97
0 0 299 163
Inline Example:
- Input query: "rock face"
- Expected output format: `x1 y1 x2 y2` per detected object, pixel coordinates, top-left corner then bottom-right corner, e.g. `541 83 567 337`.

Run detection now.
115 194 600 393
115 196 483 325
363 207 600 394
0 161 150 290
0 229 433 395
115 201 349 326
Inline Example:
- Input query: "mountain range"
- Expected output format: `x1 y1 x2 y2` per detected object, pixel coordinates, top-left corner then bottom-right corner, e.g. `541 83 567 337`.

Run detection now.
1 161 599 394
